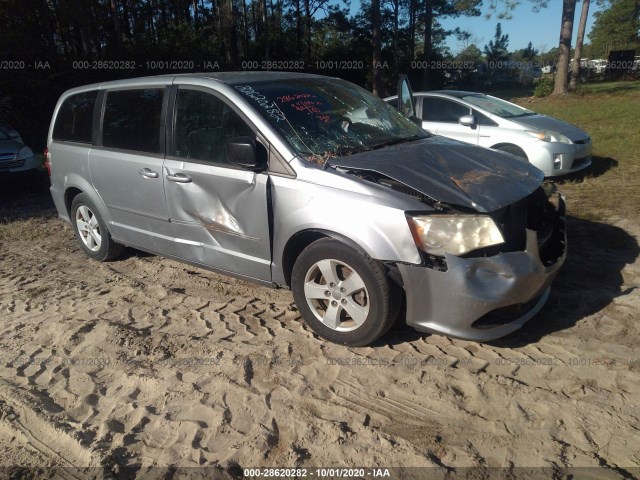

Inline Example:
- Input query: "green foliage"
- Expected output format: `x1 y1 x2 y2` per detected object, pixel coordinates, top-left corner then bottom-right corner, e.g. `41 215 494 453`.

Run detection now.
483 23 510 63
534 78 555 97
588 0 640 57
456 44 484 64
522 41 539 60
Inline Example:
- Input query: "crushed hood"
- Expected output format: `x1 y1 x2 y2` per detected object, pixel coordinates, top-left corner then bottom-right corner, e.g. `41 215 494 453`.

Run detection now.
328 136 544 212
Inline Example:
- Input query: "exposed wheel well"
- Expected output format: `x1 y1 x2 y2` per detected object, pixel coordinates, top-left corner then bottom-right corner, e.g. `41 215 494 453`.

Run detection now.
64 187 83 215
282 231 328 288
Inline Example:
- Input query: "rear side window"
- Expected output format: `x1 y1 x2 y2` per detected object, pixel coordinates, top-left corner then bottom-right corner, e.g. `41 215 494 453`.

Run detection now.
53 91 97 143
102 89 164 153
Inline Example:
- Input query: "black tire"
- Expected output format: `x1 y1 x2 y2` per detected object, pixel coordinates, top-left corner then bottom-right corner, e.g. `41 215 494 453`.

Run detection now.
495 144 528 160
70 193 124 262
291 238 399 346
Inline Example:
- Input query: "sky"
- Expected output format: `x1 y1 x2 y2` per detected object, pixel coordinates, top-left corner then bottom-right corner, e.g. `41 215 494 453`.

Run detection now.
439 0 604 55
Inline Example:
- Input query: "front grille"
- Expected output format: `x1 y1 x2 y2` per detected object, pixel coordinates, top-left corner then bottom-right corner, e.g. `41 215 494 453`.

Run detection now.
471 187 563 265
574 137 590 145
0 158 25 170
490 197 527 252
526 187 565 266
0 153 15 161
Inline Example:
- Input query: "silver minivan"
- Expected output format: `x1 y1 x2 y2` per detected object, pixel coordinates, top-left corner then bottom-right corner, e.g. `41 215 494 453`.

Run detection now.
47 73 567 346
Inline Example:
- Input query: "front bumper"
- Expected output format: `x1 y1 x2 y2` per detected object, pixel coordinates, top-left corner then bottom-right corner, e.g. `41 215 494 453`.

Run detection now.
398 196 567 342
0 154 42 174
528 140 592 176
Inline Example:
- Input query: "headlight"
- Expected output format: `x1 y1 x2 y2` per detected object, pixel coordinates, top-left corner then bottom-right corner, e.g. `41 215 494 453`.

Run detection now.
17 146 33 160
406 214 505 256
526 130 572 144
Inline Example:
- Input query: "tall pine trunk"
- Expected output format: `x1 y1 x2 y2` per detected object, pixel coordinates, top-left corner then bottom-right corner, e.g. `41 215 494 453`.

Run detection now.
262 0 270 60
553 0 577 95
569 0 590 91
392 0 400 80
422 0 433 89
372 0 382 96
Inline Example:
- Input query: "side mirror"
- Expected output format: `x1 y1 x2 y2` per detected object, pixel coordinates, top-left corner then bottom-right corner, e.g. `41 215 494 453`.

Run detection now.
397 74 418 123
226 136 267 171
459 115 476 127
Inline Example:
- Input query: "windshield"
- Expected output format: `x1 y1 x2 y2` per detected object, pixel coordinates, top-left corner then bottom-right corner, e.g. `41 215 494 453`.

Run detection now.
232 78 428 160
461 95 535 118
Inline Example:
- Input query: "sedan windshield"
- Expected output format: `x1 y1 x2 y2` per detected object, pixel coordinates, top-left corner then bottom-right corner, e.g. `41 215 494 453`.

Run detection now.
461 95 535 118
232 78 428 160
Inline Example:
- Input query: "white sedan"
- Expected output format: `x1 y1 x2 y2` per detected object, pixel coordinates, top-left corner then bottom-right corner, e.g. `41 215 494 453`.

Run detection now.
386 91 592 176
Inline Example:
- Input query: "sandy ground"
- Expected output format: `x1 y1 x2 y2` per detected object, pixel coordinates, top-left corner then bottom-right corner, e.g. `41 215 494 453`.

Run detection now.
0 173 639 478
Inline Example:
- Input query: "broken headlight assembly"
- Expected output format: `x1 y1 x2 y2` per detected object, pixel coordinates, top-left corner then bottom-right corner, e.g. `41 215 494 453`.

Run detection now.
406 214 505 256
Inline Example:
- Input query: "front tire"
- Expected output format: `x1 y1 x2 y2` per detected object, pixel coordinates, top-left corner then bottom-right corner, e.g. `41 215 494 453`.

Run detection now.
71 193 124 261
291 238 399 346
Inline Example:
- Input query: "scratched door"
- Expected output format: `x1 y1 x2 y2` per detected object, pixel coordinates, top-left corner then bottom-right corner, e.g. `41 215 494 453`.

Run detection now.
163 86 272 282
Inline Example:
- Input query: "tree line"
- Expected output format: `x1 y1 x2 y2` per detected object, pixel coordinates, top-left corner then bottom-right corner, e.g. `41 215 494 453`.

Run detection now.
0 0 638 148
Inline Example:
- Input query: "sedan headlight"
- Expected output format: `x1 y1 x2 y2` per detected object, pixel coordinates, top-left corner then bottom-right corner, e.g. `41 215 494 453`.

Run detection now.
17 146 33 160
526 130 572 144
406 214 505 256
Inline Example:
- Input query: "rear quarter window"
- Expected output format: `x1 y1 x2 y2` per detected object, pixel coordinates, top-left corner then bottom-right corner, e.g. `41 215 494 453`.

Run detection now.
102 88 164 153
53 91 98 143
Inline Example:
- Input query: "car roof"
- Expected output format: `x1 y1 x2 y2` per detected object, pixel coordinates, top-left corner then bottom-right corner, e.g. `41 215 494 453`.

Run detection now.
384 90 489 101
66 71 336 93
421 90 486 98
175 71 329 83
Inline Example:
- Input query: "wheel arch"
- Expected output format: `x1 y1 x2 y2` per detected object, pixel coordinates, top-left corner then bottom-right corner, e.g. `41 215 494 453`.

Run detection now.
491 143 528 160
281 229 370 288
64 187 83 216
62 174 112 225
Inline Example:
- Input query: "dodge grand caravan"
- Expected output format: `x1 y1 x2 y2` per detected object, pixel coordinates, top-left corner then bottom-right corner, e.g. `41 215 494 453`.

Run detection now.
47 73 567 346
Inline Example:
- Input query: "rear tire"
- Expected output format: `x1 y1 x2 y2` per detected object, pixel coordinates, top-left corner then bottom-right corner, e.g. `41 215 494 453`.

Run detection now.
495 144 528 160
71 193 124 262
291 238 399 346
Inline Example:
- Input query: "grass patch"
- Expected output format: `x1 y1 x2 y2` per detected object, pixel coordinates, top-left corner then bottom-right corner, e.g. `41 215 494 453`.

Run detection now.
509 81 640 223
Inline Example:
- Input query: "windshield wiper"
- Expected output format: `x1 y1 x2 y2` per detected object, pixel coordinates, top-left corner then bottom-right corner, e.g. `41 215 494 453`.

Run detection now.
334 144 373 156
333 135 424 157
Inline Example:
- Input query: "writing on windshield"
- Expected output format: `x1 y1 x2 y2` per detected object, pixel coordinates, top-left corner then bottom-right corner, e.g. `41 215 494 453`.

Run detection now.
234 78 426 159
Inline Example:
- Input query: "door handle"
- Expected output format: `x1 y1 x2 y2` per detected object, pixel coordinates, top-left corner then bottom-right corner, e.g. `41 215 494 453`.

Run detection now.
139 168 158 179
166 173 192 184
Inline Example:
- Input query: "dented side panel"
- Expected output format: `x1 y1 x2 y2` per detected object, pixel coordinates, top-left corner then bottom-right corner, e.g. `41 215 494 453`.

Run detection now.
163 158 272 282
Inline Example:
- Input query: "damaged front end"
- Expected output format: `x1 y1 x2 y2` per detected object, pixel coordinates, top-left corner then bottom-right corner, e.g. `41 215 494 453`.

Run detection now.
396 185 566 341
329 142 566 341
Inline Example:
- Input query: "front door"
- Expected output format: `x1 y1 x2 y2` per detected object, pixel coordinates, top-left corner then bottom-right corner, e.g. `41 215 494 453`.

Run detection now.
163 86 272 282
420 96 479 145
